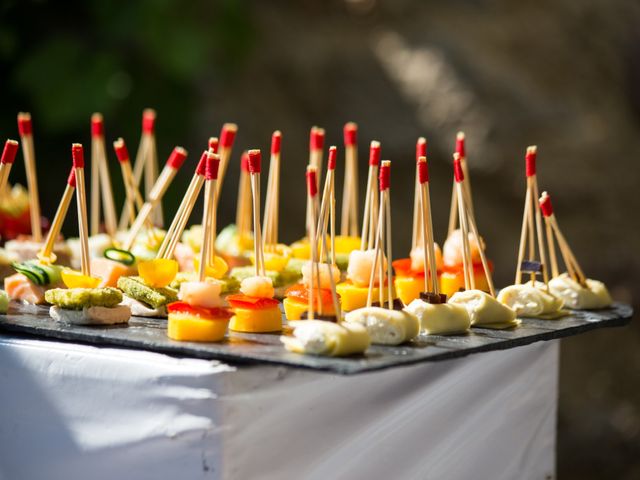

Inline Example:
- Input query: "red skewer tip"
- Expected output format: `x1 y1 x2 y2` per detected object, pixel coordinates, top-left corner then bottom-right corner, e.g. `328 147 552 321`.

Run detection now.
306 166 318 197
142 109 156 134
379 160 391 191
208 137 219 154
196 151 208 176
220 123 238 148
310 127 325 151
240 152 250 173
91 113 104 137
166 147 187 170
205 152 220 181
343 122 357 146
328 146 337 170
369 141 381 166
271 130 282 155
67 167 76 188
539 191 553 217
1 139 19 165
17 112 32 136
455 131 465 158
453 153 464 183
247 149 261 174
417 156 429 184
72 143 84 168
416 137 427 161
525 145 537 177
113 138 129 163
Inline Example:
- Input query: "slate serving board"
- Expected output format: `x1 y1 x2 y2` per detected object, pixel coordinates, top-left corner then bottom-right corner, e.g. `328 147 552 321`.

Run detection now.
0 302 632 374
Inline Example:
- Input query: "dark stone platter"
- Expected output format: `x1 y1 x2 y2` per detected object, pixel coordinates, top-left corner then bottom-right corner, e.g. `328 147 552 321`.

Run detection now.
0 302 632 375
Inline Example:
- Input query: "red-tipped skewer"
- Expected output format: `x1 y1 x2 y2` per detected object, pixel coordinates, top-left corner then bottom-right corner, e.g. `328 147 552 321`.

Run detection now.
17 112 42 241
0 139 19 194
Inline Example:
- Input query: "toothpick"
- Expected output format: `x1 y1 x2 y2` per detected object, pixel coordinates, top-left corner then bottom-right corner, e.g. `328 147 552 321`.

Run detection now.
412 137 426 249
417 156 437 294
17 113 42 241
453 154 472 290
0 140 19 195
198 152 217 282
366 161 390 308
122 147 187 251
71 144 90 276
246 150 264 276
214 123 238 209
306 166 318 320
341 122 358 237
38 168 76 264
262 131 281 250
361 141 380 251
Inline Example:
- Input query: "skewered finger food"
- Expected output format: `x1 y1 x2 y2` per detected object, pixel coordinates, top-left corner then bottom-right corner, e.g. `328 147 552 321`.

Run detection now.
282 320 370 357
344 307 418 345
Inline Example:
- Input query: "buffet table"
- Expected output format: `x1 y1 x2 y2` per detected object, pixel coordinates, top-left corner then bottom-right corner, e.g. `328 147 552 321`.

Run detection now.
0 334 558 480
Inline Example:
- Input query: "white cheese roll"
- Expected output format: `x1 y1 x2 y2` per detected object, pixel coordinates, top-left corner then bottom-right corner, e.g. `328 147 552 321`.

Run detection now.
344 307 419 345
281 321 370 357
548 273 612 310
404 300 470 335
497 283 563 317
449 290 517 327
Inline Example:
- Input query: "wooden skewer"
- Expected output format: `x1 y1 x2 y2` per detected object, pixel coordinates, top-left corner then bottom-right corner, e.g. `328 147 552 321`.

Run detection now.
341 122 358 237
316 146 337 263
361 141 380 251
198 153 217 281
514 180 532 285
246 150 264 276
38 168 76 263
0 140 19 194
366 161 390 308
214 123 238 209
447 132 475 238
417 156 439 295
157 151 209 259
262 131 281 250
306 166 318 319
236 152 252 242
384 185 393 310
412 137 426 249
17 113 42 241
540 192 560 278
114 138 140 228
527 147 550 285
132 109 155 189
91 115 102 237
91 114 118 238
453 154 472 290
539 192 586 285
122 147 187 251
72 144 91 276
206 139 219 263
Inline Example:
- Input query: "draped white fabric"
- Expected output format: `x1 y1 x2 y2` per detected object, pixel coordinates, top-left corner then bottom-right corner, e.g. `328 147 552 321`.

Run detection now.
0 336 558 480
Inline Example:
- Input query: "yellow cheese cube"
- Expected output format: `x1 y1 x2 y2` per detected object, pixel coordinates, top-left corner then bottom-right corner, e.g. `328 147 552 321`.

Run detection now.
394 276 424 306
167 313 229 342
229 306 282 333
440 269 490 298
335 281 396 312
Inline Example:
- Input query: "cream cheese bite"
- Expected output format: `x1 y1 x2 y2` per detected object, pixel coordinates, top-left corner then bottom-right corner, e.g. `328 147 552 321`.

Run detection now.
548 273 612 310
281 320 370 357
344 307 419 345
449 289 519 329
404 298 470 335
497 282 564 318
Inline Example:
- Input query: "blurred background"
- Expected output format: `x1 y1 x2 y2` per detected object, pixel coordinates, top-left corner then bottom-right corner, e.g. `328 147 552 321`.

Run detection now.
0 0 638 477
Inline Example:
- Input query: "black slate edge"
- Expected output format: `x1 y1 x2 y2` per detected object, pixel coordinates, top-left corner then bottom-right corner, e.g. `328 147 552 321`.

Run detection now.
0 302 633 375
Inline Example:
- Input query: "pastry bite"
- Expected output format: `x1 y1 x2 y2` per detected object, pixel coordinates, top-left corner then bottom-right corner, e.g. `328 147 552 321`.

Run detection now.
449 289 519 329
344 307 419 345
281 320 370 357
46 287 130 325
404 295 471 335
497 282 564 318
548 273 611 310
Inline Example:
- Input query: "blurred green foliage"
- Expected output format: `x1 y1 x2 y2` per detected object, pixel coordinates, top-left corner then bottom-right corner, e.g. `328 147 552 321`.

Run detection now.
0 0 254 232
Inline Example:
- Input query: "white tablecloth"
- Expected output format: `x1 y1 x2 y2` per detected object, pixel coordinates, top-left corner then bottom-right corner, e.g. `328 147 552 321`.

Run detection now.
0 335 558 480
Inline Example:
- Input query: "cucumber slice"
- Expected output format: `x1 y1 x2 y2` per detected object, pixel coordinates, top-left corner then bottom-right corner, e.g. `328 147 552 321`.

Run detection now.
12 262 46 285
104 248 136 266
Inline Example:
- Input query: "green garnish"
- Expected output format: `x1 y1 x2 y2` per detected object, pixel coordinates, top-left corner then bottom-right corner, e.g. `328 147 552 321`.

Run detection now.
104 248 136 266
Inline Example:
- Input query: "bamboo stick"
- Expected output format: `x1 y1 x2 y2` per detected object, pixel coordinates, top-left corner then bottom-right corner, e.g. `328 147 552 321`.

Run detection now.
37 168 76 263
0 140 19 194
306 166 318 319
341 122 358 237
412 137 427 249
214 123 238 209
17 113 42 241
361 141 380 251
122 147 187 251
72 144 90 276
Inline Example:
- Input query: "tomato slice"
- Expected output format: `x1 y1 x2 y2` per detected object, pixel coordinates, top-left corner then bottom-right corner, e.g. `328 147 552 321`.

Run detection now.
284 283 336 306
167 301 233 319
226 294 280 310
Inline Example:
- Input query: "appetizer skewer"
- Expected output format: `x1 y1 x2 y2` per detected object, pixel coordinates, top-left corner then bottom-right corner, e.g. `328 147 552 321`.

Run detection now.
447 132 474 237
341 122 358 238
403 156 471 335
540 192 612 309
498 148 564 318
46 144 130 325
228 150 282 333
361 141 380 250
